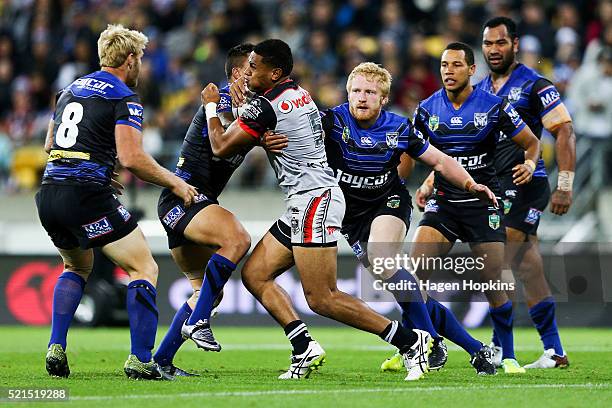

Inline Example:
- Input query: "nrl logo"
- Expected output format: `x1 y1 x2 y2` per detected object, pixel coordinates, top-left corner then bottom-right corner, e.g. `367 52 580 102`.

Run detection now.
428 115 439 131
386 132 399 148
509 87 522 102
474 112 488 129
342 126 350 143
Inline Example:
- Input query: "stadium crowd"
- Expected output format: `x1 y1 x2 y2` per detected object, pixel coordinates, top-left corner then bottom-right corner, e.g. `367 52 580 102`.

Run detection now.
0 0 610 191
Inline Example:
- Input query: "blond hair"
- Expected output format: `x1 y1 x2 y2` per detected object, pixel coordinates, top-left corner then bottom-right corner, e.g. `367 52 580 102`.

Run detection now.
346 62 392 97
97 24 148 68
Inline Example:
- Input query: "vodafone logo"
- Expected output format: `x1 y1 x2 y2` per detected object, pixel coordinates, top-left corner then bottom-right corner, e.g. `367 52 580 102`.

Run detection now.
278 100 293 114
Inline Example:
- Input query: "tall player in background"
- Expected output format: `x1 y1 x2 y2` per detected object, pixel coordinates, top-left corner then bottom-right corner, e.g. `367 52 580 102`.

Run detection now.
202 39 433 382
477 17 575 369
153 44 275 376
399 42 541 374
36 24 197 380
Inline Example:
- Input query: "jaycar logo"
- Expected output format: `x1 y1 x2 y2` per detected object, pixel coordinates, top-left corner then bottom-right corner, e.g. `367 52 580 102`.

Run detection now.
278 100 293 114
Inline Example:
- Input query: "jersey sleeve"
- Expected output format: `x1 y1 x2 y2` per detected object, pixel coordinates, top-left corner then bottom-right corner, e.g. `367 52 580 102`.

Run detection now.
412 105 430 140
404 119 429 158
531 78 572 130
236 96 277 138
320 109 335 137
115 94 144 132
498 100 526 138
218 91 232 114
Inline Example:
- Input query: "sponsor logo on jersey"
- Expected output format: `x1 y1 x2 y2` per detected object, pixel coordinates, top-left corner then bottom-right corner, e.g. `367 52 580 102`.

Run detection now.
241 98 263 120
525 207 542 225
349 239 366 258
126 102 143 118
474 112 488 129
538 86 561 109
387 195 401 209
73 77 114 93
503 199 512 215
342 126 350 143
507 106 522 126
424 199 439 213
117 206 131 222
508 87 522 103
336 169 390 189
278 99 293 114
488 213 501 230
505 189 517 198
326 226 337 236
428 115 439 131
162 205 185 229
291 217 300 235
360 136 373 146
218 93 232 111
193 193 209 204
82 217 114 239
455 153 487 169
450 116 463 126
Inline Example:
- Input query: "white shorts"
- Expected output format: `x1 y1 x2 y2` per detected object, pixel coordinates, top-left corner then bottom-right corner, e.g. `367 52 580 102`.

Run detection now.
279 186 345 246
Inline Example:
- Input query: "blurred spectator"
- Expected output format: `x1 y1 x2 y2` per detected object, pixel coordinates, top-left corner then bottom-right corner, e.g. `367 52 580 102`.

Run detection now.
518 1 556 58
301 30 337 80
268 7 305 52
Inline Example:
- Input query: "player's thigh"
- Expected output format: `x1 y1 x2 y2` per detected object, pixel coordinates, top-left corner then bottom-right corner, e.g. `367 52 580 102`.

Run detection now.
57 247 94 280
101 227 158 285
183 204 251 253
293 245 339 296
171 244 217 288
367 215 408 278
411 225 454 280
242 231 295 286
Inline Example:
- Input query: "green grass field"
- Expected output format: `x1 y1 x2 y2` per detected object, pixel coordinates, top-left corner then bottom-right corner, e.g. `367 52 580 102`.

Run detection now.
0 326 610 407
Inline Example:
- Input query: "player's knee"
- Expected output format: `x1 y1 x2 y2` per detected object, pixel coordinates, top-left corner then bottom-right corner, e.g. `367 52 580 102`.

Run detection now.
305 290 336 317
133 259 158 284
220 226 251 262
187 289 200 309
64 265 92 281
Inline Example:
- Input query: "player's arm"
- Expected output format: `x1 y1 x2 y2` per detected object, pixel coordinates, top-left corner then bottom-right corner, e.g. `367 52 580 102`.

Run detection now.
416 144 498 206
44 119 54 153
202 83 260 158
536 80 576 215
414 170 434 210
499 101 541 185
116 125 197 205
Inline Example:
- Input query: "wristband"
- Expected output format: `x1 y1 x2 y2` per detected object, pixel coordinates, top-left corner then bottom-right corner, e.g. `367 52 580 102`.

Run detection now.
205 102 218 120
464 179 475 192
557 170 574 192
524 159 536 172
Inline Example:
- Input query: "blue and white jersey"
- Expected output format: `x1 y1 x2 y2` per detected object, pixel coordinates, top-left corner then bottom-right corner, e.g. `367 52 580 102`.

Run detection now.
322 103 429 214
414 87 526 201
477 63 564 178
43 71 143 186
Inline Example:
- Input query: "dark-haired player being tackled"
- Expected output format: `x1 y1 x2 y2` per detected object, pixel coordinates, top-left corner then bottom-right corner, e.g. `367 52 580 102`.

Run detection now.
477 17 575 369
386 42 541 374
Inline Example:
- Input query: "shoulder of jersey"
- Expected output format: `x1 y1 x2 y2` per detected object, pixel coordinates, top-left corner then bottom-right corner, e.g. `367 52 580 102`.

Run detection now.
65 71 135 100
419 88 444 109
515 63 545 81
474 86 503 104
263 78 299 102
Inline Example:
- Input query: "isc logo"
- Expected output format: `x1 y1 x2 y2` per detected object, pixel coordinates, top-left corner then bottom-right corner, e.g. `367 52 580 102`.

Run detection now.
455 153 487 169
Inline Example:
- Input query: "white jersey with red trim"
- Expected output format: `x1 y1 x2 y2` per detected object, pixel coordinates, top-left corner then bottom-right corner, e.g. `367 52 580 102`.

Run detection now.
237 78 338 198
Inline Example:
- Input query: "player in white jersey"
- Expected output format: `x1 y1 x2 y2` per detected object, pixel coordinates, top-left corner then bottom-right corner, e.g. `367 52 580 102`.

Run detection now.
197 39 453 381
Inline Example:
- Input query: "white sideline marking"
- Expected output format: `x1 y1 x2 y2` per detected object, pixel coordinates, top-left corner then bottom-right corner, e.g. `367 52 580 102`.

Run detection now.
70 383 610 401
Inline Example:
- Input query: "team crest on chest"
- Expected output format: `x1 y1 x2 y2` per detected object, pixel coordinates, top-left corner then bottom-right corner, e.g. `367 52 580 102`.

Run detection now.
509 87 522 103
385 132 399 148
474 112 488 129
342 126 350 143
428 115 439 131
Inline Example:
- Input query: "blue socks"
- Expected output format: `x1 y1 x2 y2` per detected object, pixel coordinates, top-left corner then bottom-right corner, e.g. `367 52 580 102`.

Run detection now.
127 280 158 363
426 298 482 355
529 297 564 356
154 302 192 366
187 254 236 325
49 272 86 350
490 300 515 359
385 269 440 339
